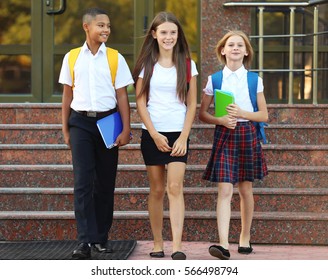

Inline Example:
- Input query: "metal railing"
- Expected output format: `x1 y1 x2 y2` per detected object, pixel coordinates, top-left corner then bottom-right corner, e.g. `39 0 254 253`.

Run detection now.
223 0 328 104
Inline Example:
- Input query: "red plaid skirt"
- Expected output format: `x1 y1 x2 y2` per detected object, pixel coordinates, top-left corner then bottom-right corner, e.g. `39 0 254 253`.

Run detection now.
203 122 268 184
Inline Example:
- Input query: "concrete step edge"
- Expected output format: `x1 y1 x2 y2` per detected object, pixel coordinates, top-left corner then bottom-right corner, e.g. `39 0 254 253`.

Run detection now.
0 210 327 221
1 187 328 195
2 123 328 129
1 164 328 172
2 103 328 109
2 143 328 151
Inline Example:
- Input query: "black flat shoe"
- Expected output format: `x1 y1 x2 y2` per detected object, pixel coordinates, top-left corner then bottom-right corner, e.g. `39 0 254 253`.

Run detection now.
238 243 253 254
72 243 91 259
92 243 113 253
209 245 230 260
171 251 186 260
149 251 165 258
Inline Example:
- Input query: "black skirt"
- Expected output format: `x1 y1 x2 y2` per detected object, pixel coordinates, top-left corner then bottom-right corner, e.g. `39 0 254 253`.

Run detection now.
140 129 189 165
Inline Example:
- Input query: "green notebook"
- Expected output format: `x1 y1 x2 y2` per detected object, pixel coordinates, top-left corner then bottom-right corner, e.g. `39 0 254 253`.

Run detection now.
214 89 235 117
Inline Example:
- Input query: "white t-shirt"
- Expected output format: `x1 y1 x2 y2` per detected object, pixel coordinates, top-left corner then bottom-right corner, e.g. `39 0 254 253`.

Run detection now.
139 60 198 132
58 42 134 112
203 65 264 121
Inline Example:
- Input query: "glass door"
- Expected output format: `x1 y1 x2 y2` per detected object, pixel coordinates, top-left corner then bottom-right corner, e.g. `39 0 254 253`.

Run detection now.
0 0 135 103
0 0 35 102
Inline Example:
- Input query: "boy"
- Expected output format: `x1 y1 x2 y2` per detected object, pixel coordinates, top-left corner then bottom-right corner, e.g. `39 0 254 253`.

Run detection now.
59 7 133 259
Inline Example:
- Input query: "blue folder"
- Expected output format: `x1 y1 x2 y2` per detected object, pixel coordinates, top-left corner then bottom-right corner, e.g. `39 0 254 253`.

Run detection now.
96 111 123 149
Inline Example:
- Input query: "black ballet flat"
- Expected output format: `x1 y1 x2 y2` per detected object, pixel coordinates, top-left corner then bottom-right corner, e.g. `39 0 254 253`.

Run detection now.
171 251 186 260
209 245 230 260
149 251 165 258
238 243 253 254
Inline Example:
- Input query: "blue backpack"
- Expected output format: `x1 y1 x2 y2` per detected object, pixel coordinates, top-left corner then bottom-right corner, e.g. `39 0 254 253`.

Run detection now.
211 70 268 143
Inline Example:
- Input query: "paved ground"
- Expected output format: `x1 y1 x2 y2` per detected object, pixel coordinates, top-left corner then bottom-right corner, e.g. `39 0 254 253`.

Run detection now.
128 240 328 260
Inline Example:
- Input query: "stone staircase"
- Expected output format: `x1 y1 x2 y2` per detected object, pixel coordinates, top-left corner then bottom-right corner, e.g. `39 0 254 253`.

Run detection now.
0 103 327 245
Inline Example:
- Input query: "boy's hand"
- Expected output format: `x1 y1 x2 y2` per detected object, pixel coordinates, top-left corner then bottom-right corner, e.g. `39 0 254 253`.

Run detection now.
115 131 131 147
62 128 71 148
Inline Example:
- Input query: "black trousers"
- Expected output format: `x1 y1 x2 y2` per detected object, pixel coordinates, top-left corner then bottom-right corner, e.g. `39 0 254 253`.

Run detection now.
69 110 118 243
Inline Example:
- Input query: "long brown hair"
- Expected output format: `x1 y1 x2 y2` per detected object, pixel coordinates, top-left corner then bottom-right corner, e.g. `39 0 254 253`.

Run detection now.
132 11 191 103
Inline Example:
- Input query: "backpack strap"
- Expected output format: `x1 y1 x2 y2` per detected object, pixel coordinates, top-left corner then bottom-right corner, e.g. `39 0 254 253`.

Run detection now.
211 70 223 106
68 47 81 89
68 47 118 88
247 71 259 111
186 58 191 92
186 58 191 83
211 70 267 143
106 47 118 86
247 71 268 144
211 70 223 92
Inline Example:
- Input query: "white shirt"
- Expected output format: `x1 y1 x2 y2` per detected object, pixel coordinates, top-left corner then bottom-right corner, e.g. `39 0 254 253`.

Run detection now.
203 65 264 121
59 42 133 111
139 60 198 132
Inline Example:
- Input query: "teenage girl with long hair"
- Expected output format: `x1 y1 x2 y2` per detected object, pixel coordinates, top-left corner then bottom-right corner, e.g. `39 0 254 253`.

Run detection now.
133 11 198 260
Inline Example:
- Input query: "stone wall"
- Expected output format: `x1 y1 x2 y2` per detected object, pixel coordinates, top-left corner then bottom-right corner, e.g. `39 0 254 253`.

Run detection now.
200 0 252 85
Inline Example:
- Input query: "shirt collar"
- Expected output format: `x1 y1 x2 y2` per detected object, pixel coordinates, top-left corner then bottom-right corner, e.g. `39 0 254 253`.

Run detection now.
81 42 107 55
223 65 247 80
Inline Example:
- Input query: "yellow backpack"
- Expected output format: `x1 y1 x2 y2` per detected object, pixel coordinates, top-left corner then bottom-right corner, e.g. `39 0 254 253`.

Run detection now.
68 47 118 88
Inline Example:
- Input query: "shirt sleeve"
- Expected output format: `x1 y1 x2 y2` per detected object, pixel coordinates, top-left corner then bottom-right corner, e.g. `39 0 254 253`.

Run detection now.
114 53 134 89
138 68 145 79
257 75 264 93
58 53 72 86
203 75 213 96
191 60 198 77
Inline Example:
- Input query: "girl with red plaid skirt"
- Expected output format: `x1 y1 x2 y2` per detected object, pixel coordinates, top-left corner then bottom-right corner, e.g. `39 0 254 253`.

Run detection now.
199 30 268 260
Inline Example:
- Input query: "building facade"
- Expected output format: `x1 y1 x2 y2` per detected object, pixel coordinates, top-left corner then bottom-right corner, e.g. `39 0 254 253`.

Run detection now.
0 0 327 103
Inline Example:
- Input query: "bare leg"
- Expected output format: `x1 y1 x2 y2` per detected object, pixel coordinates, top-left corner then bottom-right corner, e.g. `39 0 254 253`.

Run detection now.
237 181 254 247
167 162 186 253
216 182 234 249
147 165 166 252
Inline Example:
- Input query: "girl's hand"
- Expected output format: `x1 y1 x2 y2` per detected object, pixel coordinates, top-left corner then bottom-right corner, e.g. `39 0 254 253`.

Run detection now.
226 103 243 118
220 115 237 129
153 132 172 152
171 136 187 157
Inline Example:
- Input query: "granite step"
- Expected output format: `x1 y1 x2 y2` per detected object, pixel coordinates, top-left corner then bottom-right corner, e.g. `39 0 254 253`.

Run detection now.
1 187 327 213
1 103 327 246
2 123 328 145
1 143 328 166
1 164 327 189
0 210 327 244
1 103 328 125
0 123 328 145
